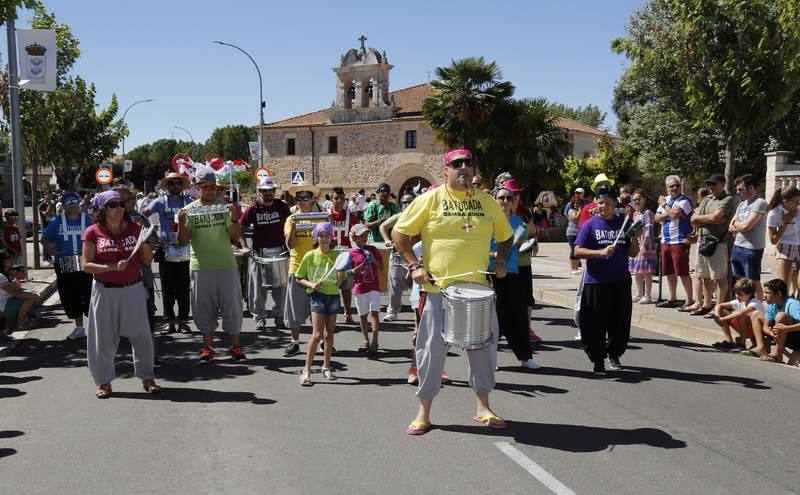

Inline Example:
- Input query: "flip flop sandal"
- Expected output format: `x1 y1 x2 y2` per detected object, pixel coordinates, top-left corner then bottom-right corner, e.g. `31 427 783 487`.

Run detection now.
405 421 431 436
689 307 712 316
473 414 507 429
357 342 369 353
142 380 162 394
703 313 717 319
95 384 112 399
760 355 782 363
656 300 678 308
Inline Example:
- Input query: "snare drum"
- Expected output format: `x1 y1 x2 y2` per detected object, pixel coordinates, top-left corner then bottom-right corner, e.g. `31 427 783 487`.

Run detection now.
442 282 496 350
253 247 290 288
367 242 393 293
58 255 82 274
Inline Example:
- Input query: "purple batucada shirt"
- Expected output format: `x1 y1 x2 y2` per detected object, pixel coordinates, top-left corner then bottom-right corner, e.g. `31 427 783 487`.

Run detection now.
574 214 632 284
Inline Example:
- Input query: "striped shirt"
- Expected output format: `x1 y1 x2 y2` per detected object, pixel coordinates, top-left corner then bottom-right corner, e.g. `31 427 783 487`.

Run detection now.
656 194 693 244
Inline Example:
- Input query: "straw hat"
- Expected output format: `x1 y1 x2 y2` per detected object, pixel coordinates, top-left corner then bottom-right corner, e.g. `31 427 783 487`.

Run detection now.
288 180 320 197
591 173 615 192
159 172 190 190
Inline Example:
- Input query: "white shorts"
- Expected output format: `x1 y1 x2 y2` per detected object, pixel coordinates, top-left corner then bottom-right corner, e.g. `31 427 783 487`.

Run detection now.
354 290 381 316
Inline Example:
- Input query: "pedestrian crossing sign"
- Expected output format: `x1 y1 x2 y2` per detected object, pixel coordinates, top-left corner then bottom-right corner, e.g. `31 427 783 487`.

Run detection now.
291 170 305 185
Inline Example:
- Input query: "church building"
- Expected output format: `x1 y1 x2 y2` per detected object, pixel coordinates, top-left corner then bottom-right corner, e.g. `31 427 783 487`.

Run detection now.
261 37 612 195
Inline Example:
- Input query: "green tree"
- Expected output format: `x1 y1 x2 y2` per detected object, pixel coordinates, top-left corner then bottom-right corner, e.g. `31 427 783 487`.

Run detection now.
0 0 40 25
613 0 800 191
552 103 607 129
422 57 515 151
201 125 256 161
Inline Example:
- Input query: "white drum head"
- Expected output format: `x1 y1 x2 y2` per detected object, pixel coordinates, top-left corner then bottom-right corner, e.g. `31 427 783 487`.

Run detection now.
443 282 494 300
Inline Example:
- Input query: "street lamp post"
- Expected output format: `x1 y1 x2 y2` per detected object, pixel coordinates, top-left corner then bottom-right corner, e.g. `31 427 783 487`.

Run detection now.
121 98 154 182
173 125 194 143
213 40 265 173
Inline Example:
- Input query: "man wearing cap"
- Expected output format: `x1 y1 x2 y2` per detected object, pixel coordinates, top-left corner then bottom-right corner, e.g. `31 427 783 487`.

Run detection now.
41 191 93 340
239 177 291 330
654 175 695 309
363 182 400 244
283 180 323 357
178 166 250 364
690 173 736 315
579 174 614 227
393 148 514 435
143 172 193 334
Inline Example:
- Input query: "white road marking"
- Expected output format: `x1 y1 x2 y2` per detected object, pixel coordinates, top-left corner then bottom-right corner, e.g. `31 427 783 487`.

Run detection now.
495 442 577 495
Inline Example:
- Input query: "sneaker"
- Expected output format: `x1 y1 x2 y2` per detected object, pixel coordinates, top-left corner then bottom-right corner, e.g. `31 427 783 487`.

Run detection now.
574 330 582 340
607 356 623 370
299 370 312 386
66 326 86 340
521 358 541 370
255 318 268 330
229 346 247 362
638 296 652 304
382 313 397 322
197 346 215 365
593 362 606 375
283 342 301 357
440 371 451 384
632 295 642 302
178 320 192 334
407 367 419 385
711 340 738 351
160 321 177 334
322 367 337 381
528 329 541 343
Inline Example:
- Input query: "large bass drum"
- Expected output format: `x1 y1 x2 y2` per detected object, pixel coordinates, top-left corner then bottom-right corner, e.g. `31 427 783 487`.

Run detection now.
442 282 496 350
253 247 289 288
57 255 82 274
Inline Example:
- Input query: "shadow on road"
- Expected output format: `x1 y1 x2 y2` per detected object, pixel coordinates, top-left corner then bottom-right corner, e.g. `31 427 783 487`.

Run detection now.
535 365 770 389
439 421 687 452
0 430 24 460
111 388 276 405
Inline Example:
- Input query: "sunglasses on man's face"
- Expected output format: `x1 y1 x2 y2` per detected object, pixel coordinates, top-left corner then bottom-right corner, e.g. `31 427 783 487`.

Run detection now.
105 202 125 209
668 184 681 189
447 159 473 169
376 189 389 194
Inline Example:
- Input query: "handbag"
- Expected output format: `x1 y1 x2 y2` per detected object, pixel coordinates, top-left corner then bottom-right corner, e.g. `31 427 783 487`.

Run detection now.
698 234 719 257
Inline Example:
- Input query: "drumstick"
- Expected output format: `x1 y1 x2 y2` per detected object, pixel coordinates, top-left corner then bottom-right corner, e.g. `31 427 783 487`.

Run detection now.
612 215 631 247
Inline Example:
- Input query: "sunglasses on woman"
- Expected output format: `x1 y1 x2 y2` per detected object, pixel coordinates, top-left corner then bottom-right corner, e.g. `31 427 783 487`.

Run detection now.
496 195 514 202
295 194 313 201
105 201 125 209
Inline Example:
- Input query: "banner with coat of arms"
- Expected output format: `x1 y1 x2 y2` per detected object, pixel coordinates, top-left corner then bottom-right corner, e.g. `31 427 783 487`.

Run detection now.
17 29 57 92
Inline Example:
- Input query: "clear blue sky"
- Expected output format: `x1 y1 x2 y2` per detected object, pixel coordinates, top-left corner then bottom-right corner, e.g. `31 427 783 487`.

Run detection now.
5 0 644 152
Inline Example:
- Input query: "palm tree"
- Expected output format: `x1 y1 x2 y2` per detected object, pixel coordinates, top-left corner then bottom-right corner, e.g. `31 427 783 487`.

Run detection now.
422 57 515 151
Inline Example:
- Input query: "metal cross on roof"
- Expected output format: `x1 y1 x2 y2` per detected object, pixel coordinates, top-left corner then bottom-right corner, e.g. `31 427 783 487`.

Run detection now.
358 35 367 51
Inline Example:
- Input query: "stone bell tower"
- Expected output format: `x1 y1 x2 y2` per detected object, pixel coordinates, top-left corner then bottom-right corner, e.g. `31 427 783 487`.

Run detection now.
327 35 398 124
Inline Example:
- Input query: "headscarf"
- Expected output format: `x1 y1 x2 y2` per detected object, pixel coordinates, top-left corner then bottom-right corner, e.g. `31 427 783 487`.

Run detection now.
443 149 473 165
91 190 121 210
312 222 333 242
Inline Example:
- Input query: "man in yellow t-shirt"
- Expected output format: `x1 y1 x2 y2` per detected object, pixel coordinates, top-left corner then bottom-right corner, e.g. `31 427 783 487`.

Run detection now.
393 149 514 435
282 181 324 357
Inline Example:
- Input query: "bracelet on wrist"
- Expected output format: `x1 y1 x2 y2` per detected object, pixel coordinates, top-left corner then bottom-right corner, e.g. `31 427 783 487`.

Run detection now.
408 262 424 272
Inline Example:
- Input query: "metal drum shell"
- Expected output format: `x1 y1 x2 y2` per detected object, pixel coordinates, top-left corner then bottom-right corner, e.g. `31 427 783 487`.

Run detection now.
253 248 290 288
57 255 83 274
442 282 496 350
367 242 392 293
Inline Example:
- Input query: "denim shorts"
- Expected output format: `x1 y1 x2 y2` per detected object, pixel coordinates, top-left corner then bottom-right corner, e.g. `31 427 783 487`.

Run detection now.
730 245 763 281
567 235 578 260
309 292 341 315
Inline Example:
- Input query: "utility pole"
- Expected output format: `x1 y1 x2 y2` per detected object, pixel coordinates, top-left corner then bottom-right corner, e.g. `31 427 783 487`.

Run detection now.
7 16 27 266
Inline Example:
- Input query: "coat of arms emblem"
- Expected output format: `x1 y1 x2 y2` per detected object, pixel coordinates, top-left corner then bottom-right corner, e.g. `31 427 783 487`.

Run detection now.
24 42 47 82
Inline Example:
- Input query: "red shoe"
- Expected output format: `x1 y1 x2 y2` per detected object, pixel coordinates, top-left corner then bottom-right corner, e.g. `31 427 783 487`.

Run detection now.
441 371 451 384
197 346 214 365
407 367 418 385
529 329 542 343
229 345 247 362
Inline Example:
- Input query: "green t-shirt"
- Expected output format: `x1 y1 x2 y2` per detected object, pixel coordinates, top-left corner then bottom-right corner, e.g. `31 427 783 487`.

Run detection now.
697 193 736 241
183 200 237 271
295 248 340 295
363 201 400 243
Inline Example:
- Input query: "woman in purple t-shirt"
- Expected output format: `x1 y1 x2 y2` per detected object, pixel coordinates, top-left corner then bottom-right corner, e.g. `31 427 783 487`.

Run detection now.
574 184 639 374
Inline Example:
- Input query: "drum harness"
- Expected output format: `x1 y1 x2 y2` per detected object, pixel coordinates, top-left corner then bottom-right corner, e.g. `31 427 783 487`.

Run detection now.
58 211 90 259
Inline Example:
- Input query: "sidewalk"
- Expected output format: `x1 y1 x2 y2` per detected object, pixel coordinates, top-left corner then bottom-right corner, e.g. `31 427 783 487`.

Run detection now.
532 242 798 365
0 242 59 356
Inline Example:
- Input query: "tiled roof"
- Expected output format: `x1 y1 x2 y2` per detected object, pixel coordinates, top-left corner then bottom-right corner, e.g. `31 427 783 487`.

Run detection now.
265 82 615 138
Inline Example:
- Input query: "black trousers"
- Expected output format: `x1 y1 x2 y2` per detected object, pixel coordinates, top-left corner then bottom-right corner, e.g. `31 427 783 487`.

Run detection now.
493 273 532 361
160 260 190 320
54 264 92 319
579 278 632 363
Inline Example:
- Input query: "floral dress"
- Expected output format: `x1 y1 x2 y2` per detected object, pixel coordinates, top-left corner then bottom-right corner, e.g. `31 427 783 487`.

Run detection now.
628 209 657 274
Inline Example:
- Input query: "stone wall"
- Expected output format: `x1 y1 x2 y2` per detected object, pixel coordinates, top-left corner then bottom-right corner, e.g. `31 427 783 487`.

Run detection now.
263 119 445 194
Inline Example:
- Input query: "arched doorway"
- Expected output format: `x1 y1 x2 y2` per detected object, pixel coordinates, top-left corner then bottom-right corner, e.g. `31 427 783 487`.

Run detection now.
399 176 431 197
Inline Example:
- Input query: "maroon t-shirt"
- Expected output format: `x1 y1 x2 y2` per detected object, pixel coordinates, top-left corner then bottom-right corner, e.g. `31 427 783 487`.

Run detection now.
83 222 143 284
348 245 383 294
239 199 290 249
328 208 352 248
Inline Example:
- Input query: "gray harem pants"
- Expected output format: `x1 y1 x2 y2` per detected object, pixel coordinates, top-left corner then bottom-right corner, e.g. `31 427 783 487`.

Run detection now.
190 269 243 335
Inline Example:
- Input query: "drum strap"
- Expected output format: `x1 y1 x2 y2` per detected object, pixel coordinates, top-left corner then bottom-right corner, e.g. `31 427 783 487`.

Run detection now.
60 212 88 255
328 208 350 244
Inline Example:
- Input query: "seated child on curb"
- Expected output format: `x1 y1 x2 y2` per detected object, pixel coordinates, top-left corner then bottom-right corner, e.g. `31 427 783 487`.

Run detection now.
712 278 762 351
749 278 800 362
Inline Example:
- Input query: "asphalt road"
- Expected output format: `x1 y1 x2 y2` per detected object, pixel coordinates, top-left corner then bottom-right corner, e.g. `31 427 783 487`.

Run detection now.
1 280 799 494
